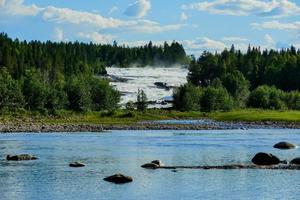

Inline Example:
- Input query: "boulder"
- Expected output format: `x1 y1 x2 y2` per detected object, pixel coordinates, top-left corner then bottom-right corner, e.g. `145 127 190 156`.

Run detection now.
273 142 296 149
69 162 86 167
154 82 170 90
252 152 280 165
290 157 300 165
151 160 164 167
6 154 38 161
141 163 159 169
103 174 133 184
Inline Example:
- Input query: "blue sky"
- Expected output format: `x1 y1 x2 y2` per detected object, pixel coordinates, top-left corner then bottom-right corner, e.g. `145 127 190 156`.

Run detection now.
1 0 300 55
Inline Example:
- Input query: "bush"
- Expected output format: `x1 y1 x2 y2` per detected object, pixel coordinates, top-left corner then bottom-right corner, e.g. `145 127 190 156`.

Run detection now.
119 111 136 118
100 110 116 117
285 91 300 110
89 78 120 111
248 85 286 110
200 84 233 112
222 70 250 108
125 101 136 111
65 76 92 112
137 89 148 111
0 69 24 111
23 69 48 111
173 83 202 111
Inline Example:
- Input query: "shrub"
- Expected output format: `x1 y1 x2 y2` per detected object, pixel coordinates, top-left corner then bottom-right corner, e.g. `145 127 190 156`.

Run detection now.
200 85 233 112
248 85 286 110
222 70 250 108
137 89 148 111
173 83 202 111
285 91 300 110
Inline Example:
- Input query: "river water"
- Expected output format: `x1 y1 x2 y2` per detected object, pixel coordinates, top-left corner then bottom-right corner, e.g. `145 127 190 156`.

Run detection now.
1 129 300 200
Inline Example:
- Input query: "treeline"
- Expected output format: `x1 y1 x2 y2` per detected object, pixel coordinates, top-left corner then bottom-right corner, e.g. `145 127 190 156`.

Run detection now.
0 33 185 113
174 46 300 112
0 33 187 80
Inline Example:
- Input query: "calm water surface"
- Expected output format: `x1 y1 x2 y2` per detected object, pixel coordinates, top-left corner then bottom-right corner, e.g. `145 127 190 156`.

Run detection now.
1 129 300 200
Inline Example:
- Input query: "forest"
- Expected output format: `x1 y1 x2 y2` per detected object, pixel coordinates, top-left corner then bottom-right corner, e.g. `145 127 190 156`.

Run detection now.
174 46 300 112
1 32 300 114
0 32 186 113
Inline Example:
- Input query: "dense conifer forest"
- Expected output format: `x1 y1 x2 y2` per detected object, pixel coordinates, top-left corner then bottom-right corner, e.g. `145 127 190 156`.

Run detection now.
1 32 300 114
174 46 300 112
0 33 187 113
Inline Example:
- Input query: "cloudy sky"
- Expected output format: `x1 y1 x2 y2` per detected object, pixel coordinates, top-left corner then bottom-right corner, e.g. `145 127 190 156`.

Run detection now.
1 0 300 55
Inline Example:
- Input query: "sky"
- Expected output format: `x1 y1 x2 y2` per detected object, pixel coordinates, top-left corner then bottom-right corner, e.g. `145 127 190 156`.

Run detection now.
1 0 300 55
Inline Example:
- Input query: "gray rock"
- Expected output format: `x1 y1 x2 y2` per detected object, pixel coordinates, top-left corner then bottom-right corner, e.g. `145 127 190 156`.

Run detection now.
141 163 159 169
151 160 164 166
69 162 86 167
252 152 280 165
103 174 133 184
273 142 296 149
290 157 300 165
6 154 38 161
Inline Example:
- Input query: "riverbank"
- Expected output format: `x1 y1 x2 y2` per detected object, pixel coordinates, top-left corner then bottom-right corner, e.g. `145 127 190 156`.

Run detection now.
0 109 300 132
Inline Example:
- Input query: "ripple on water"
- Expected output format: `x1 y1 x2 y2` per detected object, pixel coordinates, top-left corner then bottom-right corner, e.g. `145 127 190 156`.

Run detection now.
0 129 300 200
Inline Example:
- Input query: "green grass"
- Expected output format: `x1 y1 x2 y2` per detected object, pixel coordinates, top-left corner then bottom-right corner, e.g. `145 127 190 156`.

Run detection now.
0 109 299 125
209 109 300 122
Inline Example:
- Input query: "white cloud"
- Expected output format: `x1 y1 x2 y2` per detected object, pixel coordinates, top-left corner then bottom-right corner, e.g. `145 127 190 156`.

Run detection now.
0 0 41 16
182 0 300 18
121 40 171 47
0 0 184 36
222 36 249 42
109 6 119 15
124 0 151 18
78 32 115 44
127 19 185 33
180 12 188 21
251 20 300 31
43 6 124 29
41 5 182 34
182 37 226 54
263 34 276 48
53 27 64 41
181 35 278 55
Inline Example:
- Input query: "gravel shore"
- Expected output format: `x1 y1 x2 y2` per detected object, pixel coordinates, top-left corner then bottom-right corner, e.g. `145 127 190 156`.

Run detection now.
0 120 300 133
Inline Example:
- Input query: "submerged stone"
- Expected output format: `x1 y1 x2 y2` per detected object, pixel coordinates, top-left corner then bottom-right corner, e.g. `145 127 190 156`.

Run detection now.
290 157 300 165
103 174 133 184
69 162 86 167
273 142 296 149
141 163 159 169
252 152 280 165
151 160 164 166
6 154 38 161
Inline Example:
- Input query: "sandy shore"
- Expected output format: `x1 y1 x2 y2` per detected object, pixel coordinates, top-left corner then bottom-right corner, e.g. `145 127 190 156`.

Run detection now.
0 120 300 133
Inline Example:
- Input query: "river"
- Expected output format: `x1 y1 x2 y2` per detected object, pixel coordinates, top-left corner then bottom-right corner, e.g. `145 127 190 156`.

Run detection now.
1 129 300 200
106 67 188 107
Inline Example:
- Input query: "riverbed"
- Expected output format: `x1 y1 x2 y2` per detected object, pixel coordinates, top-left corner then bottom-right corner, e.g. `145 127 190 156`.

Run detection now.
1 129 300 199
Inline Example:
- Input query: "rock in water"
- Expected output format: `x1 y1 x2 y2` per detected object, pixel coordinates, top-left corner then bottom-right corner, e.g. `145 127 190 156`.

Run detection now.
151 160 164 166
103 174 133 184
69 162 86 167
273 142 296 149
252 152 280 165
290 157 300 165
6 154 38 161
141 163 159 169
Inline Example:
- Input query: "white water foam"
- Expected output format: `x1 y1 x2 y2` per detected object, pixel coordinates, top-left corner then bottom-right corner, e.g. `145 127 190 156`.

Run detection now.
106 67 188 107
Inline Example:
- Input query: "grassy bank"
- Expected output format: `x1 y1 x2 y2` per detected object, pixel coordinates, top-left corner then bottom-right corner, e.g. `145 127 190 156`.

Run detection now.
209 110 300 122
0 109 299 125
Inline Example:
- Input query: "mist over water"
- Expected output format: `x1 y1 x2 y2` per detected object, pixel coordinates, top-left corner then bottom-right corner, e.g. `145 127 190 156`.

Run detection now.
106 67 188 107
